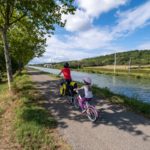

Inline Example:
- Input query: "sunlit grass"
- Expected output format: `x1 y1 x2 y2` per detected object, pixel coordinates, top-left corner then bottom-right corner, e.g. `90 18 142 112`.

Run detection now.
0 83 13 116
0 82 14 140
92 85 150 118
12 72 57 150
78 65 150 79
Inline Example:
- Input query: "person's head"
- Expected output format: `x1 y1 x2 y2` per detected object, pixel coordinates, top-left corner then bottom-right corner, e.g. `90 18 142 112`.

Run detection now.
64 62 69 68
83 77 92 85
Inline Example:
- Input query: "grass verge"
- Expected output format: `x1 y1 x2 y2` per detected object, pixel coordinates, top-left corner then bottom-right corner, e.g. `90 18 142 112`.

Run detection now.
45 72 150 119
92 85 150 118
28 68 150 118
0 81 15 141
12 71 58 150
76 67 150 79
0 82 14 118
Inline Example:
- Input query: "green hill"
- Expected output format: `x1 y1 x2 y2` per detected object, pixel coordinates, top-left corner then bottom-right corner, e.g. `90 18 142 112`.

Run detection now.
48 50 150 68
79 50 150 67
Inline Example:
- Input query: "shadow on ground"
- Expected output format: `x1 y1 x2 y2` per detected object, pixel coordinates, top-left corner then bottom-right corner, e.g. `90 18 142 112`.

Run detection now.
30 71 150 142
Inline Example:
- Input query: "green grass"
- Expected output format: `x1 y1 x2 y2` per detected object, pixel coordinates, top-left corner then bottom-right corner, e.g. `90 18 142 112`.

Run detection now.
0 81 12 139
0 82 8 92
0 82 11 117
77 67 150 79
12 72 57 150
92 85 150 118
46 73 150 118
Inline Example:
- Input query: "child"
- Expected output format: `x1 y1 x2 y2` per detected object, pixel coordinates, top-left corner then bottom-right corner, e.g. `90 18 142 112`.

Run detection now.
78 77 93 113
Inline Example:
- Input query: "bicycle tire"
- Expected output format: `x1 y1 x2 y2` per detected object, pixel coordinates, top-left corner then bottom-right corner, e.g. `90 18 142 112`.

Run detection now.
73 96 80 109
67 96 73 104
86 106 98 122
68 88 74 103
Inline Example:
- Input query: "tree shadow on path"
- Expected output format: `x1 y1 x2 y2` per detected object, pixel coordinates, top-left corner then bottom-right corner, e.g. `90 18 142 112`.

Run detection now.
30 71 150 142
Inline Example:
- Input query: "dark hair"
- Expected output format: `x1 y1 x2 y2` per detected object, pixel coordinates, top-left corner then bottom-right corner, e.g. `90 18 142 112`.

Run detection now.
64 62 69 68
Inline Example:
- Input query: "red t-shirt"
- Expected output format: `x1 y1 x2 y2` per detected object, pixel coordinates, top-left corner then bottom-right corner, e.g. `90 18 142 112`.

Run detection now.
61 68 71 80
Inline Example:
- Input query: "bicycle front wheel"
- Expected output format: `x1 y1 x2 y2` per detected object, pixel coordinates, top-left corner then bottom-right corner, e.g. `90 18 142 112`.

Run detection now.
73 95 80 109
86 107 98 122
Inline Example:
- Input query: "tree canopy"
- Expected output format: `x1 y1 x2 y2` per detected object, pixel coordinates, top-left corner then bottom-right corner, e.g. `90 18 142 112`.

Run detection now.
0 0 75 89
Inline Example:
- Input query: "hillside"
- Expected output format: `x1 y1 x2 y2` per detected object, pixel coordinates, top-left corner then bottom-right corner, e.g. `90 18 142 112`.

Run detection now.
47 50 150 69
81 50 150 67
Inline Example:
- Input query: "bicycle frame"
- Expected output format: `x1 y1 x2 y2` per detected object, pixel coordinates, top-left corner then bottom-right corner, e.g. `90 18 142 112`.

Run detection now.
75 91 99 122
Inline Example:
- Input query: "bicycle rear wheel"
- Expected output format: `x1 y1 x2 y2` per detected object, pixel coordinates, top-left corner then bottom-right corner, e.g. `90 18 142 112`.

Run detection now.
86 107 98 122
67 89 74 104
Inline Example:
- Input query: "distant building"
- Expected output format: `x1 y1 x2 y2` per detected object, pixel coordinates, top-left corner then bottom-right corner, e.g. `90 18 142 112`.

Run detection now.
44 64 53 68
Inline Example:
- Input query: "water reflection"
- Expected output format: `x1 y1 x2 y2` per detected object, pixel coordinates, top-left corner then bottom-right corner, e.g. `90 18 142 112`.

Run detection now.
112 75 116 86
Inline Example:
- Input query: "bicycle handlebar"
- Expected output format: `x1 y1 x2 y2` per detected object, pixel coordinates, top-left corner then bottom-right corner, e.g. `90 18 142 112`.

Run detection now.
74 88 79 93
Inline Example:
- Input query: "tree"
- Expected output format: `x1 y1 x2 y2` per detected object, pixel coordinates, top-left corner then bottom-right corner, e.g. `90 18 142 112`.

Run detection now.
0 0 75 90
0 42 5 81
9 21 46 73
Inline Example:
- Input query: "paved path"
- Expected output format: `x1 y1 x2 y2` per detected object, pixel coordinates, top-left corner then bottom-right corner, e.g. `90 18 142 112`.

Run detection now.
29 69 150 150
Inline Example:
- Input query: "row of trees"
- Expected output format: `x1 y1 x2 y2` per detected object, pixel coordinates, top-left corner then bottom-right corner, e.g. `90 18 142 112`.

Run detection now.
0 21 46 77
81 50 150 67
48 50 150 69
0 0 75 90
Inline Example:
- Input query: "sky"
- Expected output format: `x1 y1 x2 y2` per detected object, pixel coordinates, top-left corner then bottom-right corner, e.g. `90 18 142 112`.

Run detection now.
30 0 150 64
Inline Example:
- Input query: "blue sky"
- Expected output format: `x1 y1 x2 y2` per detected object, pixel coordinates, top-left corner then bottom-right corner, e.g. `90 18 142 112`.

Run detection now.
31 0 150 64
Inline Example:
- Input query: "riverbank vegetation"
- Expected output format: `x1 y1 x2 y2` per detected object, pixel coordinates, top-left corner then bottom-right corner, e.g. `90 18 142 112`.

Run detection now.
0 71 71 149
74 81 150 118
45 72 150 119
92 85 150 118
39 50 150 78
77 65 150 78
50 50 150 68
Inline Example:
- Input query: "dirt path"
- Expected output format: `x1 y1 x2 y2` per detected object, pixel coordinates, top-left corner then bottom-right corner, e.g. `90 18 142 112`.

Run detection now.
29 69 150 150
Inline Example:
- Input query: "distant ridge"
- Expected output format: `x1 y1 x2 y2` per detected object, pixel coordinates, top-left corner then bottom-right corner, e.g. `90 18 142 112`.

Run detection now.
49 50 150 68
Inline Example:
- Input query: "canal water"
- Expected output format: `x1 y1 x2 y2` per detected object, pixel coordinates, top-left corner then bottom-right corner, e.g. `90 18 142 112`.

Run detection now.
29 66 150 103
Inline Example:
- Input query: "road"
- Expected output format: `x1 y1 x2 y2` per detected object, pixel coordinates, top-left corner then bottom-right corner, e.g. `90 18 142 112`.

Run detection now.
29 69 150 150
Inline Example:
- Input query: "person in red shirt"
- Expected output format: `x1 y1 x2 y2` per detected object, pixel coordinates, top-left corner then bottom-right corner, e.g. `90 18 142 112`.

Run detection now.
59 62 72 82
58 62 72 94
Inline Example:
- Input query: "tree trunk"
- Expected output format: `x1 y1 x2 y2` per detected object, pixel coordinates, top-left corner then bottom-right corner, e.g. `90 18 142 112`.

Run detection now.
18 59 22 74
1 29 13 91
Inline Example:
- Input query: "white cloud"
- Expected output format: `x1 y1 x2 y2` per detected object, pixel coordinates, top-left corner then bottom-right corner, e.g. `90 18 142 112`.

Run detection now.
78 0 128 17
45 27 112 51
67 28 112 49
113 1 150 37
31 1 150 64
63 0 128 32
30 36 92 64
62 9 92 32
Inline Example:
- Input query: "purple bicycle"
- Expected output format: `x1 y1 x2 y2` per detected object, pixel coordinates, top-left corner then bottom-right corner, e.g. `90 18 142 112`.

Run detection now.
74 89 99 122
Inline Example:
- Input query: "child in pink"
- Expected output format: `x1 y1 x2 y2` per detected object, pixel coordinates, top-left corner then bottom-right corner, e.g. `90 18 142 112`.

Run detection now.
78 77 93 113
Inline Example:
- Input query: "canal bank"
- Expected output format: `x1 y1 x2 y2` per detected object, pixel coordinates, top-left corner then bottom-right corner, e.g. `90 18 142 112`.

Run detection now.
28 69 150 150
28 66 150 103
28 66 150 118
